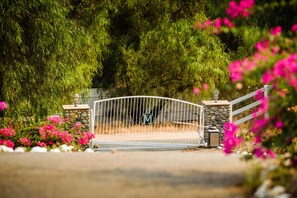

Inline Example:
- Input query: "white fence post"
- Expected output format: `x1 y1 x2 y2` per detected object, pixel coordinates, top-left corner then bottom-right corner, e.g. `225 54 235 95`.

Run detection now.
264 84 269 119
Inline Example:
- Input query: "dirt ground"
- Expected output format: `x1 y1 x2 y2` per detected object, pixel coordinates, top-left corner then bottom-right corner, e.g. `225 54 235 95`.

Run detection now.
0 149 251 198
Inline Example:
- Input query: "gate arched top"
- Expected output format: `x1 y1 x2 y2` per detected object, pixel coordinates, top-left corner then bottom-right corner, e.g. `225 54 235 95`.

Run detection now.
93 95 203 109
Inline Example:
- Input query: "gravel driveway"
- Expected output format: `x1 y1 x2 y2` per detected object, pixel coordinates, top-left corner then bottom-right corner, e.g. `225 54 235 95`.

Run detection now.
0 149 250 198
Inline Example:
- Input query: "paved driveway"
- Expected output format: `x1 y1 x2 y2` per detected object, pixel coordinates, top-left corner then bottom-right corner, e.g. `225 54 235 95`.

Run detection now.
0 149 250 198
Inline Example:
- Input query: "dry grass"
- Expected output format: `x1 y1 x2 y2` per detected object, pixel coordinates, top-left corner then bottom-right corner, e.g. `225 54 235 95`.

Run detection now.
94 121 199 135
235 122 255 153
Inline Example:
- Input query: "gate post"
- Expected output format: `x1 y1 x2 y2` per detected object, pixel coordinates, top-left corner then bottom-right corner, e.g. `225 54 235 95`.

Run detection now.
62 104 91 132
202 100 231 145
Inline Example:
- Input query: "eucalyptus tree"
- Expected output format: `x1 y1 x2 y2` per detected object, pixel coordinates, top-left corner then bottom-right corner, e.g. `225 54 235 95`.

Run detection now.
119 18 230 101
0 0 109 118
95 0 230 101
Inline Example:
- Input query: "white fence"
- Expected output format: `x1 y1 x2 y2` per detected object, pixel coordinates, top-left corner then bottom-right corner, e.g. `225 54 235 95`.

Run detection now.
231 85 272 125
91 96 205 150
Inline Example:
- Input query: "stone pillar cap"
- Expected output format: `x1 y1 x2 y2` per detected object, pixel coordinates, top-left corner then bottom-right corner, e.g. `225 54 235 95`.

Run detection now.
202 100 230 106
62 104 90 110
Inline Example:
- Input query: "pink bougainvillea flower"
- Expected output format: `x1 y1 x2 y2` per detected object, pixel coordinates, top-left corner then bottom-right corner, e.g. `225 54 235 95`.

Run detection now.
270 26 282 36
275 120 284 129
226 1 241 18
292 24 297 32
205 19 212 27
78 137 89 145
254 90 264 100
253 147 276 159
228 60 243 82
271 54 297 90
266 149 276 158
47 116 62 125
0 101 7 111
222 17 234 28
239 0 255 9
262 71 275 84
0 128 15 138
19 138 32 147
86 132 95 139
202 83 209 90
193 87 200 94
78 132 95 145
37 141 47 147
44 124 55 131
253 147 265 158
214 18 222 29
226 0 254 18
223 122 242 154
255 40 269 52
272 46 280 54
3 139 14 148
74 122 82 128
60 132 73 144
252 118 269 134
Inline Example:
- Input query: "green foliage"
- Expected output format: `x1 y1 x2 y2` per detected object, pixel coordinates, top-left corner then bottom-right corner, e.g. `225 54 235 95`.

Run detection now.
4 0 296 119
245 163 264 194
93 0 230 101
0 0 109 118
119 18 230 100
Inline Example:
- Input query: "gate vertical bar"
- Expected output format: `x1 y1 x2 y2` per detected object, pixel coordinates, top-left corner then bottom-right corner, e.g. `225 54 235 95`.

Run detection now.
91 108 95 148
199 106 203 146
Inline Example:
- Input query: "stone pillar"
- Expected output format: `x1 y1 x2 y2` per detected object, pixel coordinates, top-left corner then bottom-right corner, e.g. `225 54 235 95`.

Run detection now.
202 100 231 143
62 104 91 132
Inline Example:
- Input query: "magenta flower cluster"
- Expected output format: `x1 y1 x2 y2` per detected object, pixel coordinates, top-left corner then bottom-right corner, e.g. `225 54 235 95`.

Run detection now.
194 0 254 35
263 54 297 90
0 127 15 148
0 114 95 150
194 17 234 34
226 0 255 18
0 139 14 148
0 101 7 111
37 116 95 148
222 122 243 154
78 132 95 145
38 123 73 146
229 24 297 84
19 138 32 147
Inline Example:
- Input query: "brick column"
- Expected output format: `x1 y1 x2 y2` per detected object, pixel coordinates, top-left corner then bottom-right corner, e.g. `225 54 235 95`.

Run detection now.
62 104 91 132
202 100 231 143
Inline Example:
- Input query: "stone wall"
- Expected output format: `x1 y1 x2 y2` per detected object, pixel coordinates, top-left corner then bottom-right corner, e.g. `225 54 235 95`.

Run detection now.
62 104 91 132
202 100 231 143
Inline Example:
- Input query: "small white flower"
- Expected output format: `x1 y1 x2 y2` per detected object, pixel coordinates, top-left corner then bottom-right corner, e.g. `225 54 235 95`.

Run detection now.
84 148 94 153
31 146 47 153
0 145 14 152
14 147 26 153
241 151 248 155
59 144 69 152
50 148 61 153
68 146 74 151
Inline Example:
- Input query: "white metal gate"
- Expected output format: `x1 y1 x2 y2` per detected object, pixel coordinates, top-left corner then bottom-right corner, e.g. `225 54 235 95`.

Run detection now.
91 96 205 151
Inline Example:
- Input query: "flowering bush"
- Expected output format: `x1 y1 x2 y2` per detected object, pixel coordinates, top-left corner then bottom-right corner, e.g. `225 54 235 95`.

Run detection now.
196 0 297 166
0 105 95 151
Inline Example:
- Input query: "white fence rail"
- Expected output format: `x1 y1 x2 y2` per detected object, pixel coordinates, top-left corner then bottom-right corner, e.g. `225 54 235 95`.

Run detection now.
231 85 272 125
91 96 205 150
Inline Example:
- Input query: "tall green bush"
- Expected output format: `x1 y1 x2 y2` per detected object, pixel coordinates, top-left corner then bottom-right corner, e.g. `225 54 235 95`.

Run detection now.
0 0 109 118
